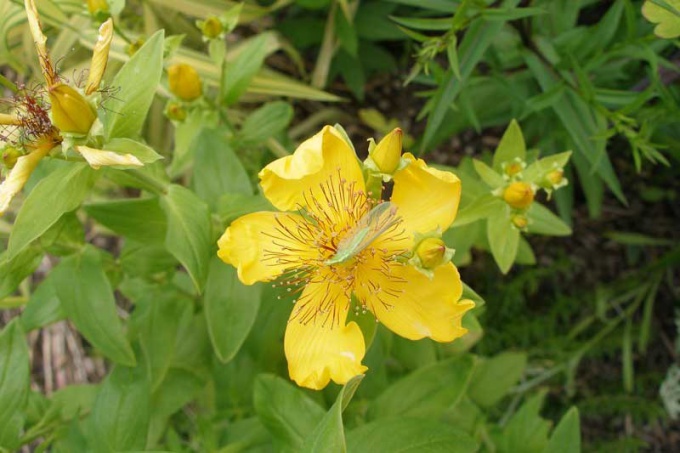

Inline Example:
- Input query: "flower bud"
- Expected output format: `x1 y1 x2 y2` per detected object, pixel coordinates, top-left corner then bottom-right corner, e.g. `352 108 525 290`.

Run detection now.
200 16 223 39
48 83 96 135
86 18 113 95
165 101 187 122
86 0 109 17
415 237 447 269
511 214 528 230
546 169 564 186
503 161 524 177
2 147 22 169
370 128 402 174
167 63 202 101
502 181 534 209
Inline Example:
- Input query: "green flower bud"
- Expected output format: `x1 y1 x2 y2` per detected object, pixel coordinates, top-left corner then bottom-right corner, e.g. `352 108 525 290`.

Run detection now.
200 16 223 39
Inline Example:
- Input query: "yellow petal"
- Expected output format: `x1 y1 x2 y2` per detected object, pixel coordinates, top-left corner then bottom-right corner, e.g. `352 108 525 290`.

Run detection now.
285 277 367 390
259 126 364 212
356 261 474 342
24 0 57 86
75 145 142 169
217 211 316 285
391 153 461 235
49 84 96 135
86 18 113 95
0 137 55 215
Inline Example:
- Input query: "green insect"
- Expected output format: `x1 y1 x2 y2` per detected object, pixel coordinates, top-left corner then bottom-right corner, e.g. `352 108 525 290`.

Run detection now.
324 202 397 266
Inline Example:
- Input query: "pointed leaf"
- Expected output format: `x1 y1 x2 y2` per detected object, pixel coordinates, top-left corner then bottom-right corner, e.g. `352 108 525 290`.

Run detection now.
302 375 364 453
51 247 136 366
493 119 526 170
7 163 96 259
160 184 212 293
487 210 520 274
205 258 261 363
0 321 30 450
103 30 164 139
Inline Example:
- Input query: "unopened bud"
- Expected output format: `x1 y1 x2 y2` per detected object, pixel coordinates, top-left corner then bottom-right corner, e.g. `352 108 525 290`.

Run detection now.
370 128 402 174
200 16 223 39
502 181 534 209
86 0 109 18
546 169 564 186
49 84 96 135
415 237 447 269
503 161 524 177
165 101 187 122
2 147 22 169
167 63 202 101
511 214 528 230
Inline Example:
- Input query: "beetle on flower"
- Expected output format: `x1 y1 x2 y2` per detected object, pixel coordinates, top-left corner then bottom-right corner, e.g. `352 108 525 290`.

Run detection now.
217 125 474 390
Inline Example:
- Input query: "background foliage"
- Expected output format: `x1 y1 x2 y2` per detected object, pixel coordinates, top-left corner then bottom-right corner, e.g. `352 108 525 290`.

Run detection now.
0 0 679 451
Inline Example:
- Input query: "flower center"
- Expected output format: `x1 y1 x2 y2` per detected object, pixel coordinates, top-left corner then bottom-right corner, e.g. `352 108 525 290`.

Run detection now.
266 172 408 327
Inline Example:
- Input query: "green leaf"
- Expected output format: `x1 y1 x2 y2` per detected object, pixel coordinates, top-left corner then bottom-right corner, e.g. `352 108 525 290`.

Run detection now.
160 184 213 293
368 355 476 420
482 6 546 21
254 374 325 452
134 287 191 389
473 159 505 188
389 15 453 31
204 258 262 363
421 0 521 151
301 375 363 453
238 101 294 146
523 151 572 183
497 392 550 453
446 35 461 79
0 246 42 299
453 194 504 227
487 210 519 274
103 30 165 139
524 52 625 204
193 129 252 210
542 407 581 453
493 119 526 170
642 0 680 38
217 193 275 225
222 33 275 105
87 365 151 452
85 197 167 244
51 247 136 366
347 418 477 452
467 352 527 407
526 204 572 236
0 320 30 450
20 274 64 332
7 163 96 259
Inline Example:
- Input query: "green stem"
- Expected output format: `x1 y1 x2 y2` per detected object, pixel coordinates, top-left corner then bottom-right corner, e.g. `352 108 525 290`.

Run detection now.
0 296 28 308
0 74 18 93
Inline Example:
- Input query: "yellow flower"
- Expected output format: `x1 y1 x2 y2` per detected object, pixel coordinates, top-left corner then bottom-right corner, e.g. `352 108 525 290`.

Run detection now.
167 64 203 101
502 181 534 209
217 126 474 389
